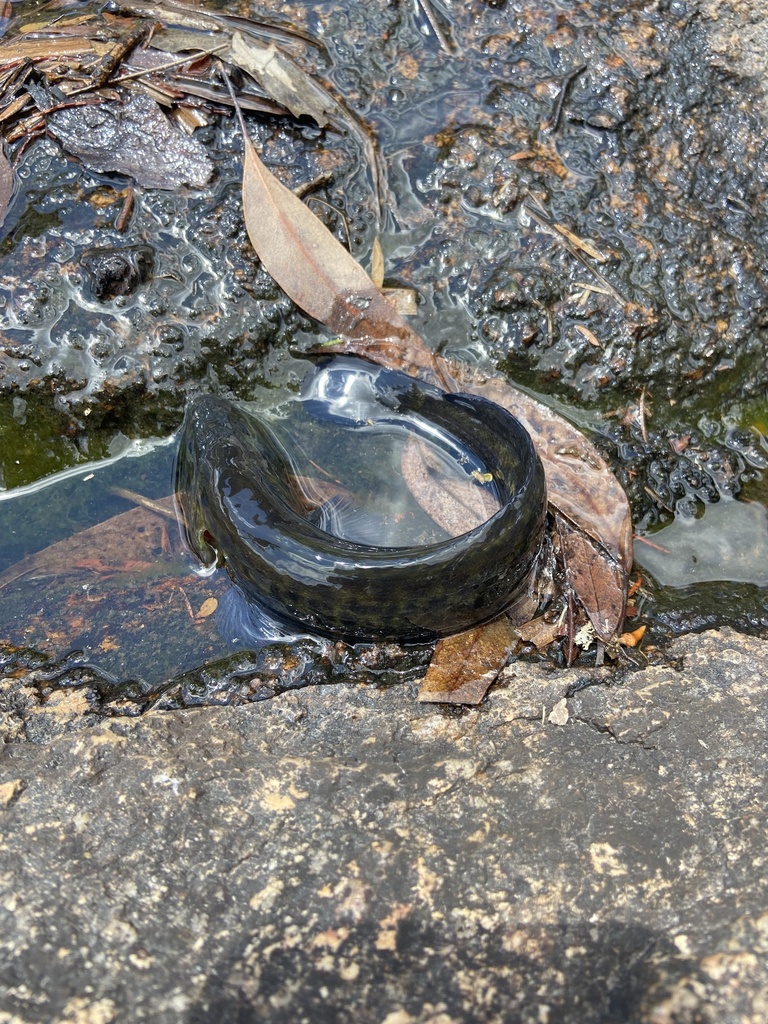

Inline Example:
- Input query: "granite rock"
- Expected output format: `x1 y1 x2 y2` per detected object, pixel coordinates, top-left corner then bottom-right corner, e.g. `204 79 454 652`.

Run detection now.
1 629 766 1023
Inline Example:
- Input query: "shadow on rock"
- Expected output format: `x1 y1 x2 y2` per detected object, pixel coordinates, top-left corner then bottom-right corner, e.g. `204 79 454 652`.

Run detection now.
187 915 691 1024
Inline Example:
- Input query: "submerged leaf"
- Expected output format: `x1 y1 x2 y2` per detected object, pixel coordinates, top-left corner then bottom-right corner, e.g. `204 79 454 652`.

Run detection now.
418 616 519 704
452 370 632 574
47 90 212 189
0 499 184 591
400 433 499 537
0 499 230 684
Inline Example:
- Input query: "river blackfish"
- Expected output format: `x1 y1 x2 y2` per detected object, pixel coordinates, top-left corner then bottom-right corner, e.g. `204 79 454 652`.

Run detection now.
175 357 546 643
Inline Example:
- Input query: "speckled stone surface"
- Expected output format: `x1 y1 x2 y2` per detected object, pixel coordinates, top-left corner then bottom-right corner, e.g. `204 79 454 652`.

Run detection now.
703 0 768 110
1 628 767 1023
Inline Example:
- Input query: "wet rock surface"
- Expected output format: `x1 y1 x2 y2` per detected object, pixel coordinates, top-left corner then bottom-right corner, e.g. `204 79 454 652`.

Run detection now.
703 0 768 110
1 629 767 1023
0 0 766 523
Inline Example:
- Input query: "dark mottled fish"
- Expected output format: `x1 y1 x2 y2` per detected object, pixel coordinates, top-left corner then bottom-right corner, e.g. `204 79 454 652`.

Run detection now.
175 358 546 643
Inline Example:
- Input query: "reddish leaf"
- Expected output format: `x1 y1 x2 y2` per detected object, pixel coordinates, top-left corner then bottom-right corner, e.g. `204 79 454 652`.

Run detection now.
0 499 182 591
557 515 627 642
452 369 632 575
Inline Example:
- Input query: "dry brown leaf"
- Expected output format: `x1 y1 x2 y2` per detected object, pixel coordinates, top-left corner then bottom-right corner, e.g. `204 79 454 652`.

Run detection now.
230 94 448 379
557 516 626 642
418 616 519 704
517 613 562 649
228 31 333 126
241 120 429 349
574 324 602 348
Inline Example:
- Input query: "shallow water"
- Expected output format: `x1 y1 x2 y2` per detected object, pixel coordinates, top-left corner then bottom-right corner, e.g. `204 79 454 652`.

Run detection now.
0 351 518 691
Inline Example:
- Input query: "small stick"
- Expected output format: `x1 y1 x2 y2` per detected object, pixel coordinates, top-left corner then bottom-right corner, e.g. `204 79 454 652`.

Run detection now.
67 42 228 95
90 21 154 91
633 534 671 554
639 386 648 443
110 485 178 520
415 0 452 53
115 188 134 232
643 485 673 514
524 201 626 305
542 64 586 134
177 584 196 619
110 42 228 83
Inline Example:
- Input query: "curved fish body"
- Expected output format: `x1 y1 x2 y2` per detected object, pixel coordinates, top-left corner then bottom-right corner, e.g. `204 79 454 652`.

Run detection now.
176 360 546 643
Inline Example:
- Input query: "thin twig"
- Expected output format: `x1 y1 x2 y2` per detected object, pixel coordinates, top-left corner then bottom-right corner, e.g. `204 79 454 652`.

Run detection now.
115 188 135 232
112 43 228 83
219 60 248 136
633 534 671 555
542 64 586 134
110 485 177 520
414 0 452 53
639 386 648 443
643 485 673 514
524 200 627 305
91 21 154 90
67 42 229 95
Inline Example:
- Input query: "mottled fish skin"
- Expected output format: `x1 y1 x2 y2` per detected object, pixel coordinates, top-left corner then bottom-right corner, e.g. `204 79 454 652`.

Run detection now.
175 361 546 643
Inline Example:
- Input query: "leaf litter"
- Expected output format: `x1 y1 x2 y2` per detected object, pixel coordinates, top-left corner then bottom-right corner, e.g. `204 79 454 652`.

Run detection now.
0 0 389 207
0 4 635 706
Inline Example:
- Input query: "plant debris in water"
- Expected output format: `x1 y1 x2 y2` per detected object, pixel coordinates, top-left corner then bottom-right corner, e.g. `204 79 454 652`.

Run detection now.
0 0 767 713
